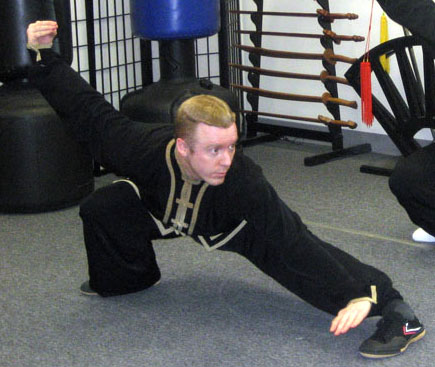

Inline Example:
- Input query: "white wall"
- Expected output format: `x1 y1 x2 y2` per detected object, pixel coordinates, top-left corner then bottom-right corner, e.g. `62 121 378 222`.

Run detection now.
239 0 432 141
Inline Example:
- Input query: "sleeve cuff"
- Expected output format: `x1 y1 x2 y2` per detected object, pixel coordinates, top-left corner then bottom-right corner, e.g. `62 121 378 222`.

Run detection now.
26 43 53 62
347 285 378 306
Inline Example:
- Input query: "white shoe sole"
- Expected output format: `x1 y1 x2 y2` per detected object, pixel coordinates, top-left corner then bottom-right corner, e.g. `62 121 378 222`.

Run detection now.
412 228 435 243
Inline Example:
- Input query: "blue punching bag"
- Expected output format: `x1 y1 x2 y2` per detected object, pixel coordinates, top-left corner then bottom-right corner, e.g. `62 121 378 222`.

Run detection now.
0 0 94 213
121 0 238 127
130 0 220 40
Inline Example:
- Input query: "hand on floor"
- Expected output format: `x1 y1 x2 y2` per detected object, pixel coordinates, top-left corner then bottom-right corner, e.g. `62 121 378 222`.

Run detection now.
330 300 372 336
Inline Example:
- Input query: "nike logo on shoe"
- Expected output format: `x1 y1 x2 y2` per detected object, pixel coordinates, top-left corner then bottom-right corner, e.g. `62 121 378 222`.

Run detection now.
403 323 423 335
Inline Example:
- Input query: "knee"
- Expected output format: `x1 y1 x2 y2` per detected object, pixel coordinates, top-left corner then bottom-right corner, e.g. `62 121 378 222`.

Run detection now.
79 181 139 219
389 146 435 196
388 158 418 199
388 164 407 198
79 187 109 219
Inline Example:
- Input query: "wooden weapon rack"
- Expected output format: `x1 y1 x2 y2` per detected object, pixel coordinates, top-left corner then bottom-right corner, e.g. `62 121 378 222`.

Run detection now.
228 0 372 166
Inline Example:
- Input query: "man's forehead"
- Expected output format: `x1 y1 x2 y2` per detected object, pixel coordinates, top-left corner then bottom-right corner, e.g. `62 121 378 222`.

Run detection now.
194 122 238 143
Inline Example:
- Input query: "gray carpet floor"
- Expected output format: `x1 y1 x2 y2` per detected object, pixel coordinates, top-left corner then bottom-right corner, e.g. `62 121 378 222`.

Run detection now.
1 139 434 367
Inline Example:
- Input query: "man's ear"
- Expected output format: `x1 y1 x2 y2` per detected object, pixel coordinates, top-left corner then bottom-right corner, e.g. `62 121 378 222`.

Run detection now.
176 138 189 157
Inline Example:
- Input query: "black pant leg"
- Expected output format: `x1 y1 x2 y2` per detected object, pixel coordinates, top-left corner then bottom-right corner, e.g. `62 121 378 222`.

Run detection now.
79 181 162 296
303 235 403 316
389 143 435 236
222 214 401 316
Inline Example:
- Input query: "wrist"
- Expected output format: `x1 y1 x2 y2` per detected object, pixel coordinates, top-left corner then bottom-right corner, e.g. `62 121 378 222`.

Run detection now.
26 42 53 62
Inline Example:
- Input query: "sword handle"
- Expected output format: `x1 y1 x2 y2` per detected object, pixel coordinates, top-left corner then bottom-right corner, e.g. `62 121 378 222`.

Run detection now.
319 70 350 86
323 49 357 65
317 9 359 21
318 115 357 129
322 93 358 109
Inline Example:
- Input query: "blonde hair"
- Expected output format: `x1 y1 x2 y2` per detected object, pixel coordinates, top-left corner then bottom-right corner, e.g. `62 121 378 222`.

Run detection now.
175 94 236 144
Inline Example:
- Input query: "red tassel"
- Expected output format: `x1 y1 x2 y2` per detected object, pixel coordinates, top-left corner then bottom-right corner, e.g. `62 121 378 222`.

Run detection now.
360 60 373 126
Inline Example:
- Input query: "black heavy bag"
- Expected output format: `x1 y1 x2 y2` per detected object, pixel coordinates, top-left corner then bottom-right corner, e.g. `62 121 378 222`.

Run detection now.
0 0 73 82
0 0 94 213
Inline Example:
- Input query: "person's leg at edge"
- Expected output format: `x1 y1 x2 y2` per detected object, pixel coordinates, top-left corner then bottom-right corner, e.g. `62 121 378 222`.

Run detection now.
79 181 162 297
389 143 435 242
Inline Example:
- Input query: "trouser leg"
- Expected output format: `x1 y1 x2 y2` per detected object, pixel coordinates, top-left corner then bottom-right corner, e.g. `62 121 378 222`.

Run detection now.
79 181 162 296
221 216 401 316
389 143 435 236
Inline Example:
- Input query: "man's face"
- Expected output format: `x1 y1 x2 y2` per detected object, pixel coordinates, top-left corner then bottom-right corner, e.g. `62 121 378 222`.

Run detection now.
177 122 238 186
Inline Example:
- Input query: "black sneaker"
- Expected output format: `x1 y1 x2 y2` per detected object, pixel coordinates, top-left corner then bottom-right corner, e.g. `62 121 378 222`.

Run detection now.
80 281 99 296
79 279 161 296
359 313 425 358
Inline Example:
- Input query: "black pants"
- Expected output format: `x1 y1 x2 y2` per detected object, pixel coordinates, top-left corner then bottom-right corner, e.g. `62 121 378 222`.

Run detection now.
389 143 435 236
79 181 401 315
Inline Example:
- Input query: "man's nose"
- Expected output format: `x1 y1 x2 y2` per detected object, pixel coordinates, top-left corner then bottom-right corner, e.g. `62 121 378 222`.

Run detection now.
220 150 233 166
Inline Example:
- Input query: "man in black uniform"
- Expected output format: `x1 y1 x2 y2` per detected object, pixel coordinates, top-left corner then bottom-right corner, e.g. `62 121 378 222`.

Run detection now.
376 0 435 243
26 21 425 359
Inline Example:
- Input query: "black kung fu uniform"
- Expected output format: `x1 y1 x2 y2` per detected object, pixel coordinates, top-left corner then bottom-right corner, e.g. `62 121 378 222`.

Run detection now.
29 50 402 315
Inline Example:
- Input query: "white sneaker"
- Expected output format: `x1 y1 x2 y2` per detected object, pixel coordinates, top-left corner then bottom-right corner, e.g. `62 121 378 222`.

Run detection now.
412 228 435 243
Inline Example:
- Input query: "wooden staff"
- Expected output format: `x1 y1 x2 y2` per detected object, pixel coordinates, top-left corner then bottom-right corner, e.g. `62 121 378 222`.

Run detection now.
236 29 364 44
231 84 358 109
229 9 359 22
235 44 357 65
240 110 357 129
229 63 350 85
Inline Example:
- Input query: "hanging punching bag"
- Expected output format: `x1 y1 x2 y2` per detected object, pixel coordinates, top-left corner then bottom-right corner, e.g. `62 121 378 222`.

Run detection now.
0 0 94 213
121 0 238 128
129 0 220 40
